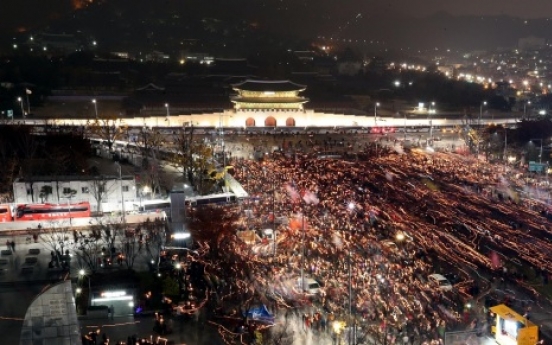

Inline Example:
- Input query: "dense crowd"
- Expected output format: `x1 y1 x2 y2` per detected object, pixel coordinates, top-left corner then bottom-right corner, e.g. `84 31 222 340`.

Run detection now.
226 145 552 344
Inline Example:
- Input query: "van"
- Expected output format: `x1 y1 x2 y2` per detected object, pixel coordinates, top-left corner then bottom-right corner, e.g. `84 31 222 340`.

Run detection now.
297 277 322 295
428 274 453 291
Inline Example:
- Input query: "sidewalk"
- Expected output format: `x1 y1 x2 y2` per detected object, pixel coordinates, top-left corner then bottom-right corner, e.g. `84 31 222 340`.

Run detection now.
78 313 219 345
0 231 154 284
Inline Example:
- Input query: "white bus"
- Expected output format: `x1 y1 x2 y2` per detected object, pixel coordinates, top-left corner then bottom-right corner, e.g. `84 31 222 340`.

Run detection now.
133 199 171 214
185 193 237 207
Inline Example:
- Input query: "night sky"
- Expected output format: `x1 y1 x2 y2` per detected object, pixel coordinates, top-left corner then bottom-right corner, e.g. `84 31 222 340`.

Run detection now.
1 0 552 35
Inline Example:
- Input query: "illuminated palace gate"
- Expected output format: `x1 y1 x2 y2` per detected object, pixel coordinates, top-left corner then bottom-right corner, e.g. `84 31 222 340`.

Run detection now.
231 79 307 127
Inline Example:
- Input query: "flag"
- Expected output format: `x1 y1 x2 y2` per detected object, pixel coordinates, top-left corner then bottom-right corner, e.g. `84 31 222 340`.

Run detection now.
490 250 502 269
285 184 301 203
302 190 319 205
25 88 32 95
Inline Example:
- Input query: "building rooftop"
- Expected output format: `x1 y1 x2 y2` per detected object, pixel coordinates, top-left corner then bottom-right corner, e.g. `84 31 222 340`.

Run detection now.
15 175 135 183
231 97 308 104
232 79 306 92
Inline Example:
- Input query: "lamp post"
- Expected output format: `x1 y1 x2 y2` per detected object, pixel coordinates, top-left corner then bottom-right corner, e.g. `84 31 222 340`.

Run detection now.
17 97 25 118
529 138 544 164
92 99 98 119
175 263 182 297
26 90 31 115
428 102 436 142
79 269 92 302
374 102 380 127
165 103 170 126
523 101 531 120
479 101 487 127
116 163 126 223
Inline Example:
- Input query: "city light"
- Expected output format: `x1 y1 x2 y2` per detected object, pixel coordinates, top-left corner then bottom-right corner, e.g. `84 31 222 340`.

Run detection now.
172 232 191 240
101 291 127 298
92 291 131 303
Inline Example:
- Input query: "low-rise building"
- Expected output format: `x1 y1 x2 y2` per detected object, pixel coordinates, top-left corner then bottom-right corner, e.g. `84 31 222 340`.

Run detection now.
13 175 136 213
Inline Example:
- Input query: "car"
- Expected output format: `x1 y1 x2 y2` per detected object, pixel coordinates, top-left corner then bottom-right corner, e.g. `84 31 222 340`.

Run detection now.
428 273 453 291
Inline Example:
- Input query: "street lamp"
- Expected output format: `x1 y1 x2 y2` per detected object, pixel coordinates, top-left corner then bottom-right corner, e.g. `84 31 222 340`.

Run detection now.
79 269 91 300
529 139 544 164
116 163 126 223
479 101 487 127
92 99 98 119
374 102 380 126
17 97 24 118
164 103 170 126
175 262 182 296
428 102 436 142
523 101 531 120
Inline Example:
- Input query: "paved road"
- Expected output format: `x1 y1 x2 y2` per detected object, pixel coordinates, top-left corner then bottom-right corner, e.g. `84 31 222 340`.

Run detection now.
0 227 221 344
0 282 50 345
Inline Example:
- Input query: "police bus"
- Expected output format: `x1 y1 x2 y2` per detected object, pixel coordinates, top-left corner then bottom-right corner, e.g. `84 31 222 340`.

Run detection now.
185 193 237 207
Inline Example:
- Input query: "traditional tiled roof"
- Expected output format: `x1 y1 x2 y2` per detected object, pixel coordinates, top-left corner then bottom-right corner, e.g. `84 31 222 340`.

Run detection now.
232 79 306 92
231 97 308 104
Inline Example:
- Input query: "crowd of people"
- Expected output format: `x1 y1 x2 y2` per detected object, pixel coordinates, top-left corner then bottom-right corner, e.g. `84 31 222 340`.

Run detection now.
222 143 552 344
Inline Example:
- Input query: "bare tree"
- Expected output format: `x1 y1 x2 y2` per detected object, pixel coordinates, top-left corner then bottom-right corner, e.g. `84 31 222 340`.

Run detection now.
88 176 118 213
141 217 166 269
39 185 53 203
74 228 103 273
85 116 125 152
37 221 73 268
135 128 166 197
119 227 141 269
170 125 215 193
17 129 40 202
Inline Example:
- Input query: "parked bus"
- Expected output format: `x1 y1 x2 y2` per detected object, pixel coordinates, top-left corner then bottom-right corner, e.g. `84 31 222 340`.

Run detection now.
0 204 12 222
185 193 237 207
133 199 171 214
14 202 91 221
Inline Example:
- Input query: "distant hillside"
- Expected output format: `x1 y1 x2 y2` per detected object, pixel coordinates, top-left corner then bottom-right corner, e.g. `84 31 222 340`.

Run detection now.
4 0 552 54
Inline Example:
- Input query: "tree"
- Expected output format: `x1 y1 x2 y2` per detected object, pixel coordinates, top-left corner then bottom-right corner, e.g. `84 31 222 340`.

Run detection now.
170 125 215 194
88 176 118 213
17 127 39 202
37 222 73 269
85 116 125 152
74 228 103 273
119 228 141 269
39 185 53 203
141 218 166 270
134 127 166 197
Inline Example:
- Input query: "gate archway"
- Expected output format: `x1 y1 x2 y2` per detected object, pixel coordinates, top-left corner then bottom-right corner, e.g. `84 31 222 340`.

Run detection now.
245 117 256 127
264 116 277 127
285 117 296 127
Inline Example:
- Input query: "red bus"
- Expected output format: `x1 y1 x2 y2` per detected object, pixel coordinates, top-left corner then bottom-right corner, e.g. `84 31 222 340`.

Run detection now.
14 202 91 221
0 204 12 222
